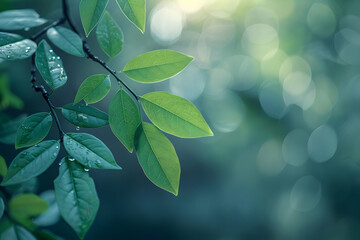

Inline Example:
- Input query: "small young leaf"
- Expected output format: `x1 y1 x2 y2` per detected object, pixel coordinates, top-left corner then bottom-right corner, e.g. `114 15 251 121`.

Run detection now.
63 133 121 170
116 0 145 33
15 112 52 149
0 9 46 30
109 89 141 152
0 114 27 144
0 197 4 219
122 50 193 83
0 155 7 178
35 40 67 90
1 140 60 186
141 92 213 138
47 26 85 57
54 157 99 239
80 0 109 37
74 74 111 105
0 33 36 60
62 103 108 128
0 225 37 240
9 193 48 228
135 122 180 196
96 11 124 59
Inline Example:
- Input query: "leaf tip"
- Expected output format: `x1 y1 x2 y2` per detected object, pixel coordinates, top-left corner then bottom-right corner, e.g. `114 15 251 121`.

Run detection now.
208 129 214 136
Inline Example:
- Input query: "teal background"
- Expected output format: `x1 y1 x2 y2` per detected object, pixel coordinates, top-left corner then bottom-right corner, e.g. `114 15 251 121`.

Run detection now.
1 0 360 239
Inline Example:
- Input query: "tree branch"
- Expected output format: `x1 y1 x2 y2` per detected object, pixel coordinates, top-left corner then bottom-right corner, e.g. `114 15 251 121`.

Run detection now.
60 0 139 100
28 0 140 141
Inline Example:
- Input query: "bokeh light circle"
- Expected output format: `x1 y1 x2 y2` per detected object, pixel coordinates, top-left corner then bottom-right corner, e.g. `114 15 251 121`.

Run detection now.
308 125 338 163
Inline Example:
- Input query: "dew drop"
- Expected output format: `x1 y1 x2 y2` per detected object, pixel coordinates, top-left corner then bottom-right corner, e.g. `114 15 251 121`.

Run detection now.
69 157 75 162
59 162 62 166
76 126 80 131
57 64 60 67
25 49 29 53
49 50 53 53
55 145 59 149
84 168 90 172
24 27 30 31
57 56 60 59
7 55 10 59
26 47 31 50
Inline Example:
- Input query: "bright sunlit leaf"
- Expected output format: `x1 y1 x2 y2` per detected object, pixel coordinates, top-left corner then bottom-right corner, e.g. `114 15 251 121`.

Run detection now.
122 50 193 83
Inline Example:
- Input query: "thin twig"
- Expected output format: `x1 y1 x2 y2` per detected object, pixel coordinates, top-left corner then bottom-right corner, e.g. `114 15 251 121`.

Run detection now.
30 17 66 41
30 55 64 140
82 42 139 100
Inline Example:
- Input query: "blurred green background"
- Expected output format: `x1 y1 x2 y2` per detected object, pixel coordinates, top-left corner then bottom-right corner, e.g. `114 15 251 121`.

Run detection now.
1 0 360 239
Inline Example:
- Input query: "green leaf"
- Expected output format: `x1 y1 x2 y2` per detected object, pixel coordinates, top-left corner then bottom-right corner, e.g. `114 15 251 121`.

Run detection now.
109 89 141 152
0 9 46 30
46 26 85 57
74 74 111 105
15 112 52 149
116 0 145 33
135 122 180 196
9 194 48 217
140 92 213 138
122 50 193 83
35 40 67 90
1 140 60 186
80 0 109 37
63 133 121 170
0 225 37 240
54 157 99 239
0 33 36 60
9 193 48 228
96 11 124 59
62 103 108 128
0 32 23 45
0 197 4 219
0 114 27 144
0 75 24 110
0 155 7 178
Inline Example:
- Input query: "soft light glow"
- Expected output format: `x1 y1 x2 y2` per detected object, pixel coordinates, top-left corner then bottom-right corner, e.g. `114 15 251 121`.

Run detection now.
150 3 184 45
176 0 207 14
